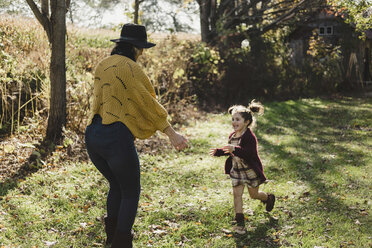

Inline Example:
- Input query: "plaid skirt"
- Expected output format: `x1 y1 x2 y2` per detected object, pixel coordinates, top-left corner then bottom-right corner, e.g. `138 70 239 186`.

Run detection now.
230 156 261 188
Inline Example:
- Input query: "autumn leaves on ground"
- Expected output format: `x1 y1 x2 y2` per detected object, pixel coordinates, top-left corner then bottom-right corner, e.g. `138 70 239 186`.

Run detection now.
0 97 371 247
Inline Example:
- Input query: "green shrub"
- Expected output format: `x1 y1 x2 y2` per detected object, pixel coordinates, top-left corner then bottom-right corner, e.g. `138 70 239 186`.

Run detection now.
0 17 48 133
0 16 200 134
186 43 224 107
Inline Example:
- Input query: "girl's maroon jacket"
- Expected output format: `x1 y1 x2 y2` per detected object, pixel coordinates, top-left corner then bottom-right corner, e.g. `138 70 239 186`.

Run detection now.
214 128 267 183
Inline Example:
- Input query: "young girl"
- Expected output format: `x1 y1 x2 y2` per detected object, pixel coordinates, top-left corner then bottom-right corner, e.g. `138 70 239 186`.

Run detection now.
210 100 275 234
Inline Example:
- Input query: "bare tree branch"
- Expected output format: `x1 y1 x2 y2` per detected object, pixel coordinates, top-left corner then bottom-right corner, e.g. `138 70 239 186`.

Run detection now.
66 0 71 12
41 0 49 17
25 0 52 42
260 0 308 33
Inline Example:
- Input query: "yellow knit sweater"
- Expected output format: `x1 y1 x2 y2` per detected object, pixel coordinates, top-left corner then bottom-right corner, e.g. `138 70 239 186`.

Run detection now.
88 55 170 139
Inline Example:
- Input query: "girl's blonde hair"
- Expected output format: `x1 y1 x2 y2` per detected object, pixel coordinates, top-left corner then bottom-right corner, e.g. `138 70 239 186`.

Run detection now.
228 100 264 128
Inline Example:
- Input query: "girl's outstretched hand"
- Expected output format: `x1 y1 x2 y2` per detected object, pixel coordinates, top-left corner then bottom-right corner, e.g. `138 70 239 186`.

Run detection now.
222 145 234 154
209 148 217 156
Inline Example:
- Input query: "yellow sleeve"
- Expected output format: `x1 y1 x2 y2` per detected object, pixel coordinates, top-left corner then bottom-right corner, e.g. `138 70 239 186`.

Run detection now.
131 78 170 132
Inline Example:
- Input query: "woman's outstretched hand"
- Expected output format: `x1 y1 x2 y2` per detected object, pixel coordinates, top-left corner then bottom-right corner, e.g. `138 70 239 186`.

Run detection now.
164 126 188 151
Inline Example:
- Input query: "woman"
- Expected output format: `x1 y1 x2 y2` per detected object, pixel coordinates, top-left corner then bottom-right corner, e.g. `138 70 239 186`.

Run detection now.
85 23 188 248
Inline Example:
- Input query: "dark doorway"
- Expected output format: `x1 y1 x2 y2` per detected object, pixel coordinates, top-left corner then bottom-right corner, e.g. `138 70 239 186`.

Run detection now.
364 47 371 82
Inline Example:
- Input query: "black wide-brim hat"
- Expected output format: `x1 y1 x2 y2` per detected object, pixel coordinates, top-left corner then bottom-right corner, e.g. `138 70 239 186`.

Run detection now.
110 23 156 48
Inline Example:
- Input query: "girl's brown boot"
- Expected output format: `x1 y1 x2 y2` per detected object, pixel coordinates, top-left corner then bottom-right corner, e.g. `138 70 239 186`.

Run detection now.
264 194 276 212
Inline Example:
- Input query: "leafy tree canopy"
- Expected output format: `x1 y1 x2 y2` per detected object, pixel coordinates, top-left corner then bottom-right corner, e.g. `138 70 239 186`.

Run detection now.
328 0 372 39
139 0 199 32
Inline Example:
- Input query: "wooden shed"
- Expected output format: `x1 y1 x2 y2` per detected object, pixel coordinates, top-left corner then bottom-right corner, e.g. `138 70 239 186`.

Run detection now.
289 8 372 88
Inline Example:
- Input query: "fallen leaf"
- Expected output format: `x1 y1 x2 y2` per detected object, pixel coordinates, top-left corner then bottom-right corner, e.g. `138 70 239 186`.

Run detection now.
80 222 87 228
247 209 254 216
43 241 57 247
70 194 78 200
3 144 15 153
18 142 35 148
144 194 152 200
153 229 167 235
303 191 310 196
83 205 90 212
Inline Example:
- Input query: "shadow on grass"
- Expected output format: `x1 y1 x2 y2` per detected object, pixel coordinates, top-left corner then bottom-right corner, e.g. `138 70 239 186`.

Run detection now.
234 216 280 248
256 96 372 234
0 139 56 197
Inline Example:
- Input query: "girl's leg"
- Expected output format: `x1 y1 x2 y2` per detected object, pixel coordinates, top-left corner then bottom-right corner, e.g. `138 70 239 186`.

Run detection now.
247 186 268 201
232 184 246 234
248 186 276 212
233 185 245 214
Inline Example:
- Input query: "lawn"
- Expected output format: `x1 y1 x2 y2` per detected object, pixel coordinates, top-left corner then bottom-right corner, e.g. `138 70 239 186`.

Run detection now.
0 96 371 247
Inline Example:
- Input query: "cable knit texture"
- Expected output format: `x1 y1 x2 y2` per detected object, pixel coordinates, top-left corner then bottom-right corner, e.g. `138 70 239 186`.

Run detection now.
88 54 170 139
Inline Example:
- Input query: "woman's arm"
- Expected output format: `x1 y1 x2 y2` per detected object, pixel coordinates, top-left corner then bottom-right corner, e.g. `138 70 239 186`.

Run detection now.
129 65 188 149
164 126 188 150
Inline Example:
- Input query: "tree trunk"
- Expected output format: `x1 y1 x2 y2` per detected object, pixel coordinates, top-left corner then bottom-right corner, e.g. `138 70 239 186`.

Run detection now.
198 0 212 43
46 0 66 142
134 0 140 24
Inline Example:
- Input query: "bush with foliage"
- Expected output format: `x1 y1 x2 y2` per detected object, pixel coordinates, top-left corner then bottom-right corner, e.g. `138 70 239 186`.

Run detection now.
0 16 49 134
187 26 350 107
0 14 357 136
0 17 200 135
186 43 224 107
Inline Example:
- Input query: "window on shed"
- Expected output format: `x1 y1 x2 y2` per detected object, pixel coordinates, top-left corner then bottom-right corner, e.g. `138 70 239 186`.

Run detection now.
319 25 333 35
326 26 333 35
319 27 325 35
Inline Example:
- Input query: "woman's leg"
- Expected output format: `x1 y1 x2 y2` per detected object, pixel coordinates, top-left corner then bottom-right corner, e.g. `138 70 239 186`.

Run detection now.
248 186 268 201
107 140 141 234
85 131 121 244
85 149 122 218
85 121 122 220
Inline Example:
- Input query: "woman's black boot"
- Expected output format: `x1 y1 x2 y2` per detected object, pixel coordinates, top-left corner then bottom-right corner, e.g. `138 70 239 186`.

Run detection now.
104 216 117 244
111 231 133 248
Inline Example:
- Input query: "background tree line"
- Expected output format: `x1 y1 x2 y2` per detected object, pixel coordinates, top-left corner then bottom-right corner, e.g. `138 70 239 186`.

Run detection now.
1 0 371 144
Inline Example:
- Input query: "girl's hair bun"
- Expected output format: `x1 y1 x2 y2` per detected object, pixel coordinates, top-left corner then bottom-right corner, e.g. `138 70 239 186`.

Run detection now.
228 105 249 115
228 101 264 128
228 106 235 115
248 99 264 116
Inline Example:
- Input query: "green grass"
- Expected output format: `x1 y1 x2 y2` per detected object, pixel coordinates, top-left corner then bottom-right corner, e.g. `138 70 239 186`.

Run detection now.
1 97 371 247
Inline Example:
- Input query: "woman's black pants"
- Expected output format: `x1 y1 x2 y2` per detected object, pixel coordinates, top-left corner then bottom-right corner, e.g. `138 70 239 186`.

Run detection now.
85 115 140 233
